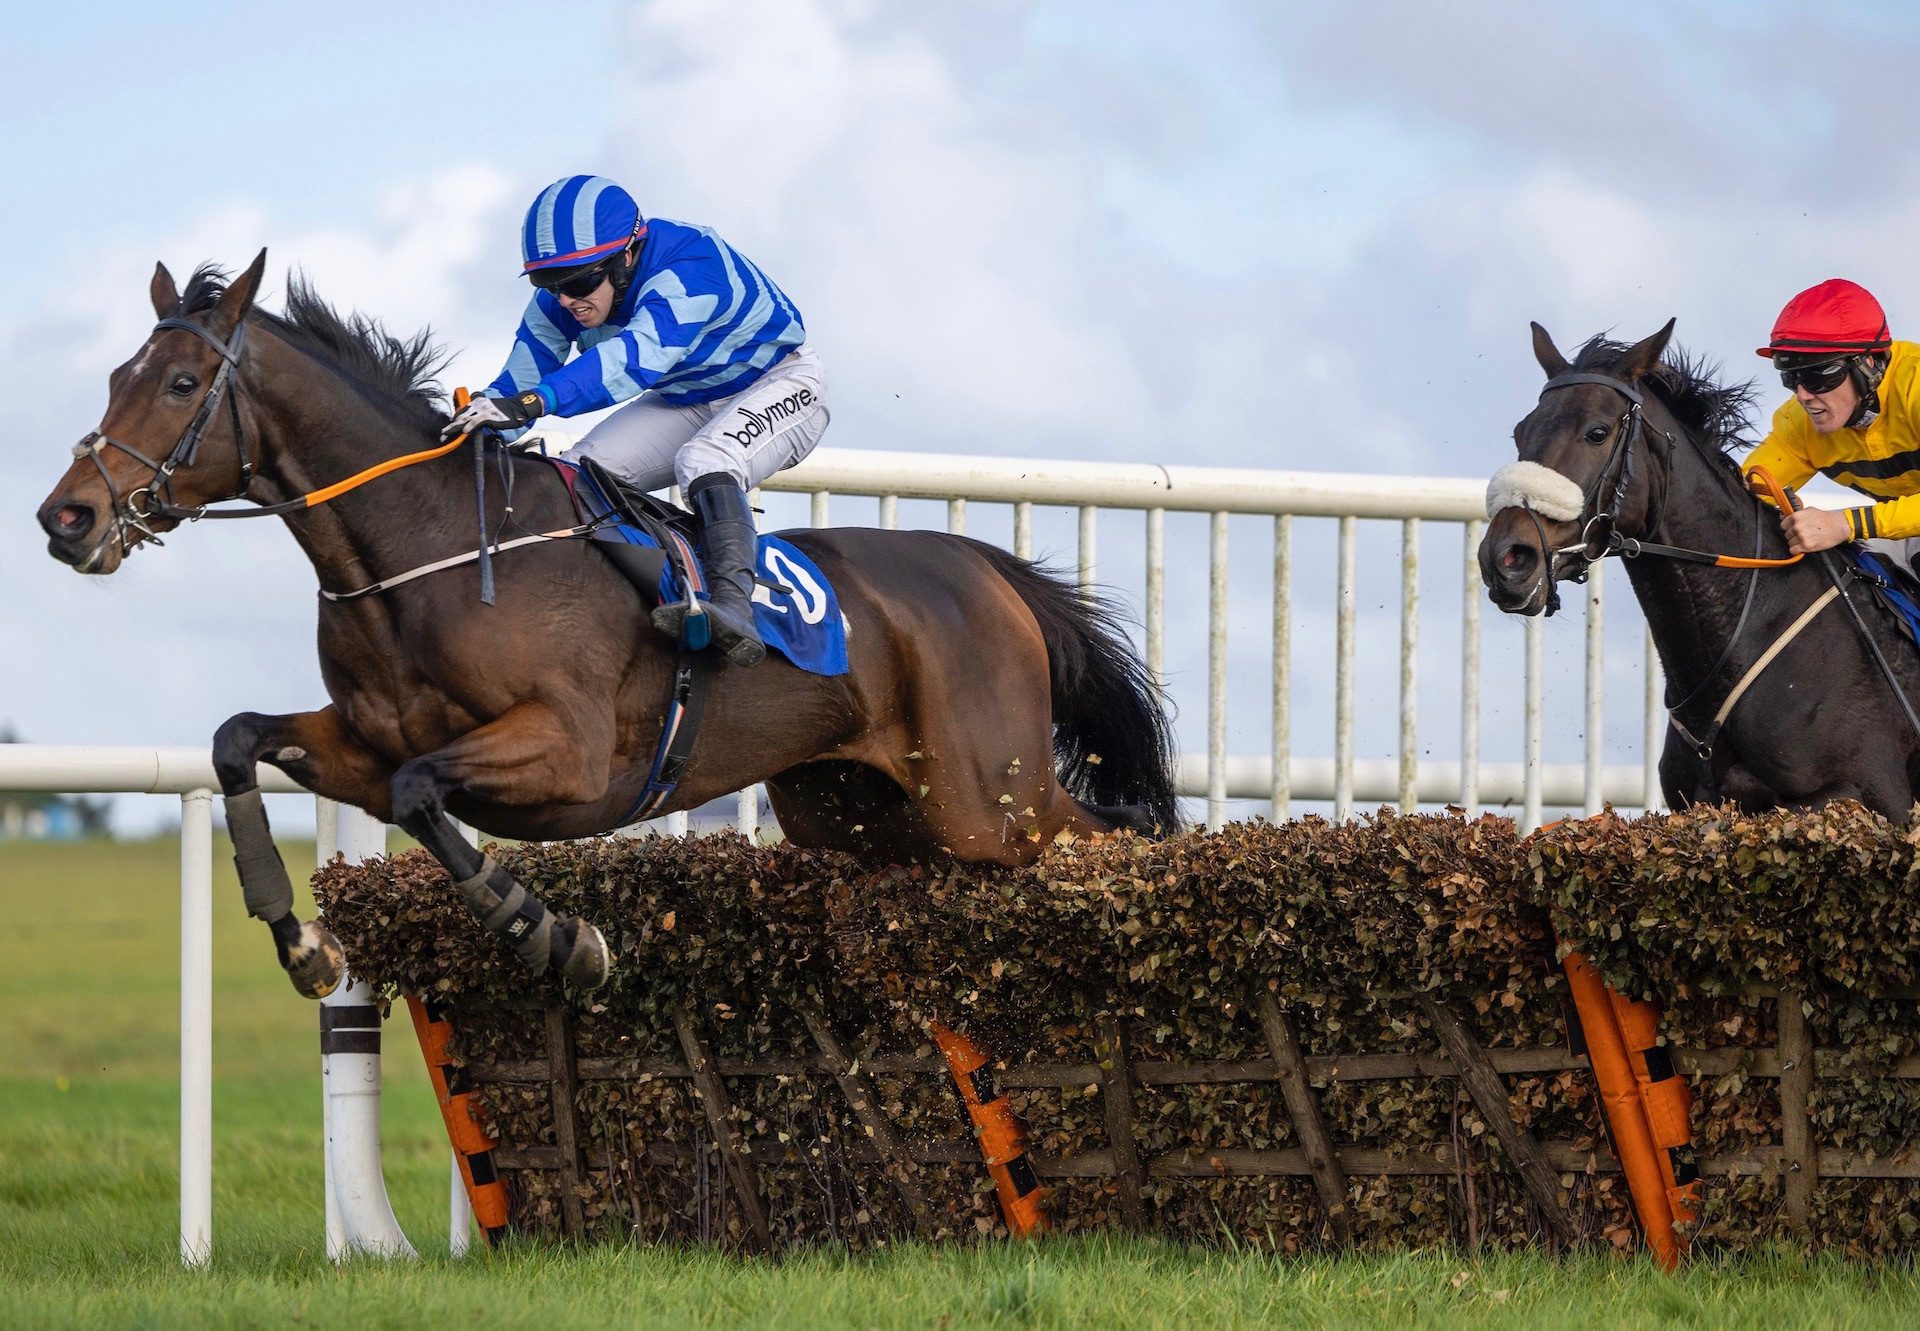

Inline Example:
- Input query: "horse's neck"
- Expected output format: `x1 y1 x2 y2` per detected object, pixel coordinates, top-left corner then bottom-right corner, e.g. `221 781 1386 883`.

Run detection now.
248 334 477 594
1625 435 1792 701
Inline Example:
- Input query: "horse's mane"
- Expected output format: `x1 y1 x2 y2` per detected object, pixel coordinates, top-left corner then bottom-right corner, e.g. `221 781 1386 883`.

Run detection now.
178 264 450 437
1570 336 1760 474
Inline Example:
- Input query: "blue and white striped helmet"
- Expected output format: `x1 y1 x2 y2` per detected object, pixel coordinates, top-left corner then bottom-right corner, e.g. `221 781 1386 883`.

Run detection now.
520 175 643 273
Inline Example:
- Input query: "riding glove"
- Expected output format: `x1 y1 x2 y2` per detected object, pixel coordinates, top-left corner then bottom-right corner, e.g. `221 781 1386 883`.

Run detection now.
441 389 545 441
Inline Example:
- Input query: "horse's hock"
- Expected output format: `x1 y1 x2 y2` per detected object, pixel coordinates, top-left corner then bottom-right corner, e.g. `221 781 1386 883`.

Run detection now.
314 807 1920 1257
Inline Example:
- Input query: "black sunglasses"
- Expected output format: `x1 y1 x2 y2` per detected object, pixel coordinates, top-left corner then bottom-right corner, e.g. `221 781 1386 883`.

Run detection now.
528 259 615 300
1775 356 1853 395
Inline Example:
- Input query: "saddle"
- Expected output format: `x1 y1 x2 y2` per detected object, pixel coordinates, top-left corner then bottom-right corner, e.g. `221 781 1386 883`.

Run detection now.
1845 545 1920 649
546 455 701 609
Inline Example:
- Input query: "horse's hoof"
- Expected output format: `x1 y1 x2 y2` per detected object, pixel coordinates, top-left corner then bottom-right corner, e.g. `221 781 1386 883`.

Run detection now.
287 921 345 999
555 917 612 991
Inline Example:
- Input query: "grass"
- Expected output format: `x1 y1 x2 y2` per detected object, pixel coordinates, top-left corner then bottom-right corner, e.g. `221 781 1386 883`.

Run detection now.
3 836 1918 1328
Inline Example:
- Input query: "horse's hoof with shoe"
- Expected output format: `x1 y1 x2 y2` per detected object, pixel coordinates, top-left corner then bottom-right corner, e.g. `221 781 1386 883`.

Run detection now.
282 920 346 999
552 917 612 991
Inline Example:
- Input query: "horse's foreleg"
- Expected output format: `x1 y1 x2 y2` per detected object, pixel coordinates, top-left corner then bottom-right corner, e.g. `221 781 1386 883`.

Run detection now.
212 707 394 999
387 700 612 991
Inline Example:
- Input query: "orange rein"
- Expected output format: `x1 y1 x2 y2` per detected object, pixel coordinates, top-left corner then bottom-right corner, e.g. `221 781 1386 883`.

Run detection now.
1717 466 1805 569
296 386 477 508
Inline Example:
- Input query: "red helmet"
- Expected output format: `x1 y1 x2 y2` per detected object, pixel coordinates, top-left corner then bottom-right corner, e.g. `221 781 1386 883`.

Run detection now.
1757 279 1891 358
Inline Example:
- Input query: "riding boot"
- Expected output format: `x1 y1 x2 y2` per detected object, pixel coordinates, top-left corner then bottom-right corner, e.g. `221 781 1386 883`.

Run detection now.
651 472 766 667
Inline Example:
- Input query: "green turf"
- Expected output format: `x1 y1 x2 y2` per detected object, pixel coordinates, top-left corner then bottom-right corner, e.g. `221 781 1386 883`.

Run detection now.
3 836 1918 1328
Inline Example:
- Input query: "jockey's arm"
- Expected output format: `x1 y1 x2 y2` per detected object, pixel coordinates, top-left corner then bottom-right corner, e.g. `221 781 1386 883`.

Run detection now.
1741 422 1817 495
529 322 693 417
1751 411 1912 545
486 293 572 401
1743 420 1856 553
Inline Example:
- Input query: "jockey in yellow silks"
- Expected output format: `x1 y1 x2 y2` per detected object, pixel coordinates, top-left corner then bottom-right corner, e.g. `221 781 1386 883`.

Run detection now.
1743 279 1920 565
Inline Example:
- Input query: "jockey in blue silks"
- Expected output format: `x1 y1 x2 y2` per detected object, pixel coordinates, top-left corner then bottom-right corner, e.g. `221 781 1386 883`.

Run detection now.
443 174 829 667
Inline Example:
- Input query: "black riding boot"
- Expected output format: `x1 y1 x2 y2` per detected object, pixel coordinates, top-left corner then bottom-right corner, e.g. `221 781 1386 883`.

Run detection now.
652 473 766 667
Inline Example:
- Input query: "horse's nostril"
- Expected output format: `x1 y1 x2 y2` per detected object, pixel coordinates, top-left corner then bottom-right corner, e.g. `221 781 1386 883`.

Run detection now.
1500 544 1534 573
39 502 96 542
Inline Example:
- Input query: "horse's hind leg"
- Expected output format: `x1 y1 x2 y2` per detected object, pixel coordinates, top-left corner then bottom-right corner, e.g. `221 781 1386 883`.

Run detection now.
387 701 612 991
213 706 396 999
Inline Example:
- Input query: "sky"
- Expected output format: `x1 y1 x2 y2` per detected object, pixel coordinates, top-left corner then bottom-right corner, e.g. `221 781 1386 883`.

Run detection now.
7 0 1920 831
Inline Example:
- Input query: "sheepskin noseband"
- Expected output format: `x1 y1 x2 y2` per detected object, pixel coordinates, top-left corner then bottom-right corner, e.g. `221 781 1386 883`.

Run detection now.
1485 461 1584 523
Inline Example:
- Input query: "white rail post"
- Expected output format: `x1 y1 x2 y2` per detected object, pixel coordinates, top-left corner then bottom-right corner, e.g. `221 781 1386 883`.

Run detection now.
450 1154 472 1258
448 821 480 1257
1207 511 1228 830
1461 520 1483 817
879 494 899 530
1271 515 1291 817
1077 505 1097 596
321 804 415 1261
1015 501 1035 562
1645 623 1663 811
179 789 214 1268
1524 614 1544 833
1584 566 1605 816
736 786 760 841
947 497 967 535
810 490 830 529
1144 508 1164 681
1399 518 1420 813
1335 516 1357 821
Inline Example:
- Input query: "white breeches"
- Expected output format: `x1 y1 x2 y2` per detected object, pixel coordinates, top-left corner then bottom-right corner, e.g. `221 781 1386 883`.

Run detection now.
565 345 829 493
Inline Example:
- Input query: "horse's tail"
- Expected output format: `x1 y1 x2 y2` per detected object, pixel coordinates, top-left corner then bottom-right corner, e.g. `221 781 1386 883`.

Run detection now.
963 539 1184 834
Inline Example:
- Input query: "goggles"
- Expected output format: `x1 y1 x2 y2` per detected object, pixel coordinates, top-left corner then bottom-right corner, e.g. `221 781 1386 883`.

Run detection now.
528 258 616 300
1774 354 1853 395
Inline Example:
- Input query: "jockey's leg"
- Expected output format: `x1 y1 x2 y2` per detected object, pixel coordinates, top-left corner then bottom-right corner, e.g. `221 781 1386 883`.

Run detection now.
658 347 830 668
387 700 612 991
212 707 396 999
671 474 768 667
563 393 705 492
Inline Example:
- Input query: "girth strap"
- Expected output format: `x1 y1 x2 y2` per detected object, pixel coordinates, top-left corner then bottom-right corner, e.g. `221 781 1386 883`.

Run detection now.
622 653 715 825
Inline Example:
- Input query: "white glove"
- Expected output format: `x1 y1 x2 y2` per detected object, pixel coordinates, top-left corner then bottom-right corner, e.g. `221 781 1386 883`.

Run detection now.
440 391 541 442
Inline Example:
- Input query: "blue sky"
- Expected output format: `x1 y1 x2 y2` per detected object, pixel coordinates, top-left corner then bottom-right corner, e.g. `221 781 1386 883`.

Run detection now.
8 1 1920 828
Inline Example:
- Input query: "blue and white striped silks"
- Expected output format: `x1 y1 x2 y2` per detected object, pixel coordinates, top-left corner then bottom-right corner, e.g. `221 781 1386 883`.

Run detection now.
487 217 807 416
521 175 641 271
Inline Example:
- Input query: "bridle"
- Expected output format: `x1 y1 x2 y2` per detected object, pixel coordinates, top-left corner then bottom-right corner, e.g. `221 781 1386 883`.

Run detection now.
71 317 253 552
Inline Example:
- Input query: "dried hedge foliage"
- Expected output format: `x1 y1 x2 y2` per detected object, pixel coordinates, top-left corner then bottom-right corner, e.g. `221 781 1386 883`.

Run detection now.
314 803 1920 1257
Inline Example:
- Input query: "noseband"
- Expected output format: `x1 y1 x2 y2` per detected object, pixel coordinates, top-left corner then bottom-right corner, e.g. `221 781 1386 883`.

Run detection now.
70 317 252 550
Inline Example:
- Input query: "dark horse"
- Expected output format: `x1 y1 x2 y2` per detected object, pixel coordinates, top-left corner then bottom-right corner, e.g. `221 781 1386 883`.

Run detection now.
1479 319 1920 821
36 251 1180 997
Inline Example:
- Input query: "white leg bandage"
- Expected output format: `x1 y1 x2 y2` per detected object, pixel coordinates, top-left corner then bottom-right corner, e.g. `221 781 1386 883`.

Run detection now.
1486 461 1584 522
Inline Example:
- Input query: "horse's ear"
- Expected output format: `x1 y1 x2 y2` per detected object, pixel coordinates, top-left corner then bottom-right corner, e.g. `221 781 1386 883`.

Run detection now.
1531 322 1571 379
207 248 268 338
150 262 180 319
1618 318 1677 382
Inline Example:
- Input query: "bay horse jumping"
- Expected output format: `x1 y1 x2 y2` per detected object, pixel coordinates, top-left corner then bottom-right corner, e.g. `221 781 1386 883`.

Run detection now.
36 251 1180 997
1479 319 1920 821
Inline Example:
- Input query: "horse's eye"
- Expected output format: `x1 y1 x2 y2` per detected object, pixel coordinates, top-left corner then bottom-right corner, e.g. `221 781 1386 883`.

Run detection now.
169 375 198 397
1584 424 1610 443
